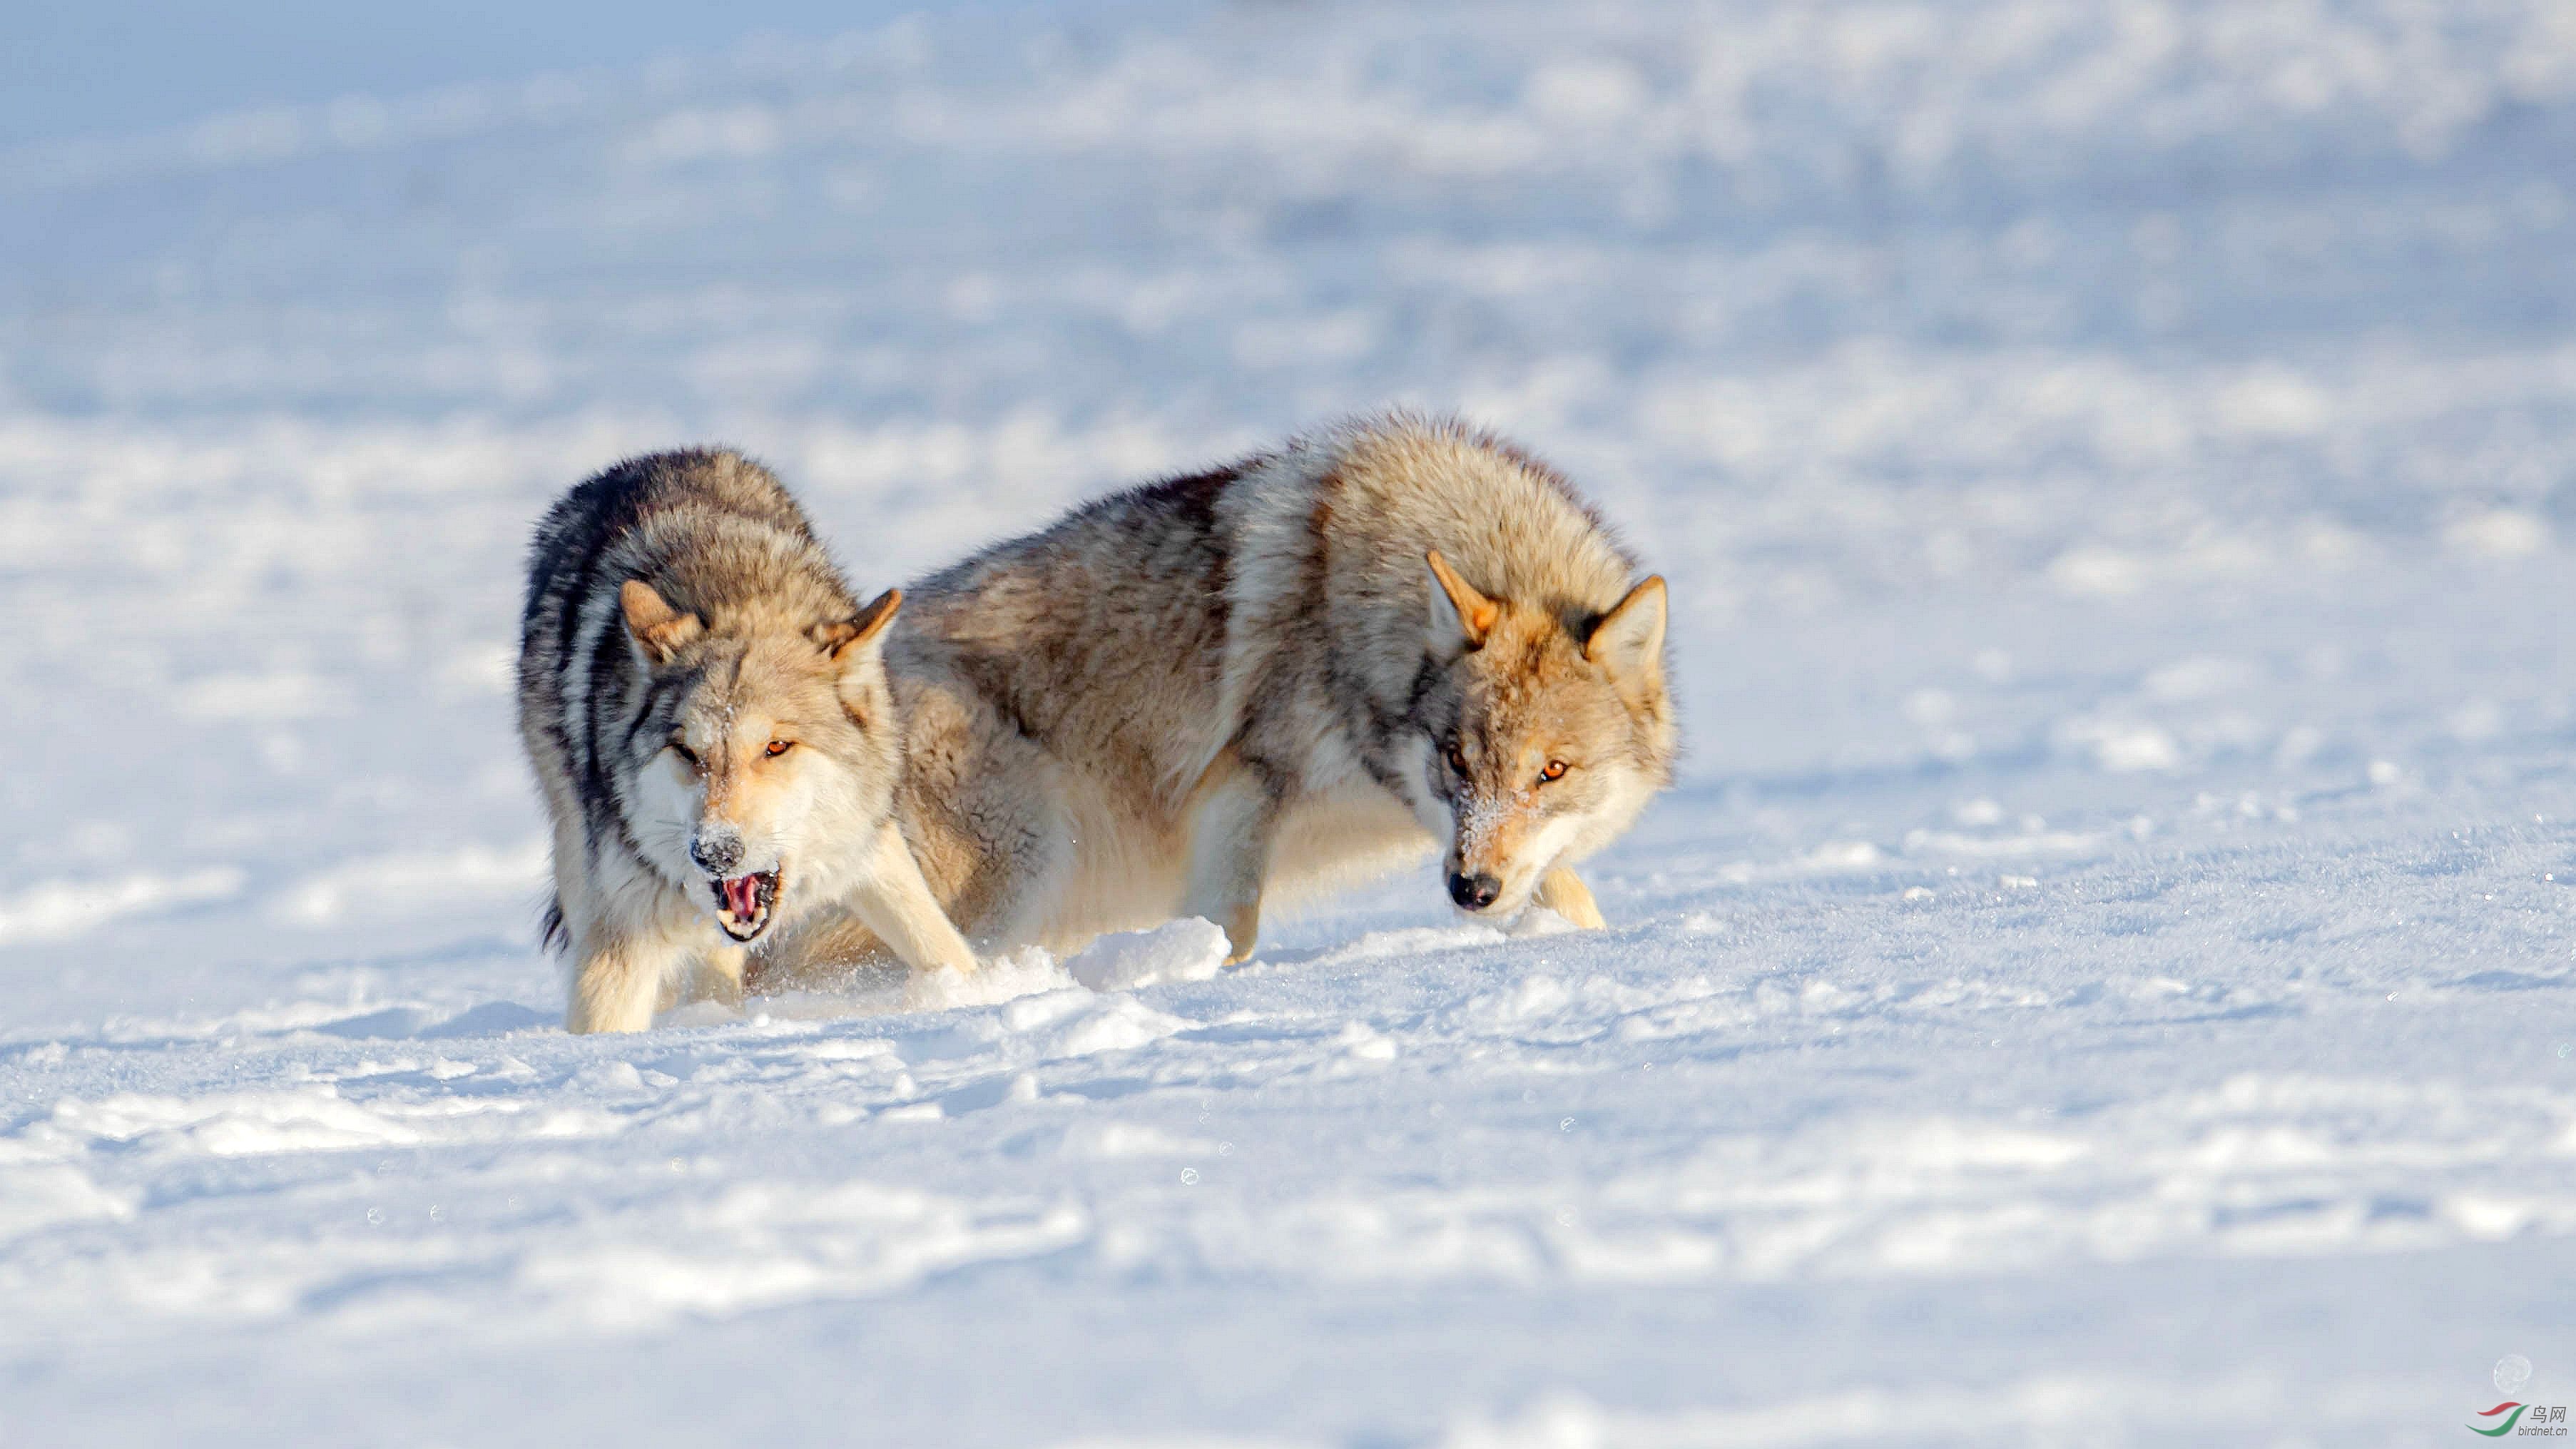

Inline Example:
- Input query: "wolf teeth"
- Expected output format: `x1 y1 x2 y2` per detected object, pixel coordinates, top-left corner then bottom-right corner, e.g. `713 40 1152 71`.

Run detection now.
708 871 777 936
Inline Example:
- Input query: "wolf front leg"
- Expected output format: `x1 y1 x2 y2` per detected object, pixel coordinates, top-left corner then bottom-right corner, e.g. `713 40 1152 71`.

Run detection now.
1534 866 1609 930
566 930 678 1034
848 820 980 977
685 945 749 1010
1181 755 1281 963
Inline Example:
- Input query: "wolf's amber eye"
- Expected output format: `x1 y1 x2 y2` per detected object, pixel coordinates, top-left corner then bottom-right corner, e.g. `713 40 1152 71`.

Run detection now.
1539 760 1568 783
765 739 793 758
1446 744 1470 776
671 743 701 771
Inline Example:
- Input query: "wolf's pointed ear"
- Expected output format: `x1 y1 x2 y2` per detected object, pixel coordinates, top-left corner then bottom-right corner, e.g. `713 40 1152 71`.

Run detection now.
621 579 703 666
815 587 903 674
1585 576 1667 680
1425 550 1499 652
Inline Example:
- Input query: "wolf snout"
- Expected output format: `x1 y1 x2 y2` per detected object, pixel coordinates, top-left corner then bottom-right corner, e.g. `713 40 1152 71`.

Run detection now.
689 830 745 877
1447 870 1502 910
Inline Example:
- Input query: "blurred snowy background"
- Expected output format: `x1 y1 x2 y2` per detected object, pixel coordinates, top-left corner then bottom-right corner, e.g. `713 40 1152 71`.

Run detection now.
3 2 2574 1444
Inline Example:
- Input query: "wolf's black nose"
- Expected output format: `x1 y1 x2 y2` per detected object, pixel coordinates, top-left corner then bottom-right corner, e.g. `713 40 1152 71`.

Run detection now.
1448 871 1502 910
691 833 743 876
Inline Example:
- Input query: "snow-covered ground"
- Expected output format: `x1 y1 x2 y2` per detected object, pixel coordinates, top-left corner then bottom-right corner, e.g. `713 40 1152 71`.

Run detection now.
4 2 2575 1442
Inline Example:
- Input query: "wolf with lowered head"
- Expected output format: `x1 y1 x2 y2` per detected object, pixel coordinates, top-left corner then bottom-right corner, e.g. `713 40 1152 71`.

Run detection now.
518 449 975 1032
774 413 1676 981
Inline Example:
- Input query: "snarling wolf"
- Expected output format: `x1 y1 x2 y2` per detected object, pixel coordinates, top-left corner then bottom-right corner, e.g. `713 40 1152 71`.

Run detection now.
768 414 1674 982
517 449 975 1032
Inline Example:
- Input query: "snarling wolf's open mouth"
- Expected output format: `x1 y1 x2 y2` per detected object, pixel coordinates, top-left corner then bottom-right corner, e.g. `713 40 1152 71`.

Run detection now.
709 870 780 942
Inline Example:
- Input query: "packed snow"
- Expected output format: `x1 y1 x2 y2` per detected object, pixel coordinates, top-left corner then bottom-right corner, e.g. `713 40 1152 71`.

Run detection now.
3 1 2574 1443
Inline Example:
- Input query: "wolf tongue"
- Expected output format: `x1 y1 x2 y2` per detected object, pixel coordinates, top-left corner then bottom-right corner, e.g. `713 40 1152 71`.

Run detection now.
724 875 758 917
